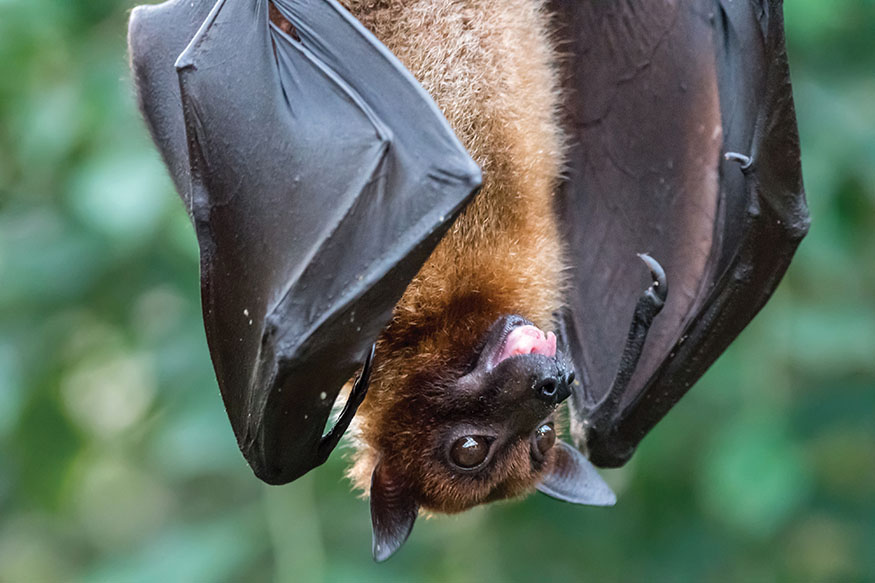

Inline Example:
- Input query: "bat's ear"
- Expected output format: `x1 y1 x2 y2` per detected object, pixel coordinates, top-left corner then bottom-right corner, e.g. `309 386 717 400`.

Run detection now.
537 441 617 507
370 459 419 562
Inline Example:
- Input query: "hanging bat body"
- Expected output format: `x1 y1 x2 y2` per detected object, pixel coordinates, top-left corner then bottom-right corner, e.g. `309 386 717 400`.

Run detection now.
270 2 609 555
128 0 809 562
338 0 573 506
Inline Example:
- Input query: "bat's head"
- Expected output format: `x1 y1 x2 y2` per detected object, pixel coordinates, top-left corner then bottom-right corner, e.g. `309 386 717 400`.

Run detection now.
354 315 615 561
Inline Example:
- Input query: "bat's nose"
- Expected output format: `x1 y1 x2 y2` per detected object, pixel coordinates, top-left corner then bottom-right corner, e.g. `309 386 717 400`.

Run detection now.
535 370 573 405
485 352 574 418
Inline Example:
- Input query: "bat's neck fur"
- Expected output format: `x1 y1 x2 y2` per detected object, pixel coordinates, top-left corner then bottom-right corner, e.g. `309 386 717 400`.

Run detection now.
340 0 566 503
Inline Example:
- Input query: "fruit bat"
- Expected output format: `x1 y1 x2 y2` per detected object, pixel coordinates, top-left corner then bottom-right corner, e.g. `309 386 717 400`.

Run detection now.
127 0 809 562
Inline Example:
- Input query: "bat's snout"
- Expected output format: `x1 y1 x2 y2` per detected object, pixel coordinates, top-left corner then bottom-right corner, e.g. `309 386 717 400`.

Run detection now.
534 368 573 406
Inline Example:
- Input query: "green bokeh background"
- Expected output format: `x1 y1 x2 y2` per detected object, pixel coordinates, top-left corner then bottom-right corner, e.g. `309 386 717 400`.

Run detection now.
1 1 873 580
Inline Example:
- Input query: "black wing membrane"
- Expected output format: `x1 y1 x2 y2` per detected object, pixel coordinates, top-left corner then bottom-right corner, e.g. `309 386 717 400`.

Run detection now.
550 0 809 466
128 0 481 484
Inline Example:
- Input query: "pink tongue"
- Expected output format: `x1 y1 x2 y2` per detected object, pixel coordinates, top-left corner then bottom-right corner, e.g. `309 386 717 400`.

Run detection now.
495 325 557 365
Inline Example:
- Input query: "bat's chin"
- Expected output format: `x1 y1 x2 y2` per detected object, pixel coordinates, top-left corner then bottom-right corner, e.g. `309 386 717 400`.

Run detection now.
479 315 558 372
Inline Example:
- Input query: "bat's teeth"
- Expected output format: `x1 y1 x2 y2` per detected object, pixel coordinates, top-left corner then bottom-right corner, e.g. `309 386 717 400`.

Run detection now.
496 325 557 364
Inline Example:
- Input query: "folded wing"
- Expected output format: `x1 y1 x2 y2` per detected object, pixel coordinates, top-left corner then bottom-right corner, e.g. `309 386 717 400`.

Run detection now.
551 0 809 466
128 0 480 484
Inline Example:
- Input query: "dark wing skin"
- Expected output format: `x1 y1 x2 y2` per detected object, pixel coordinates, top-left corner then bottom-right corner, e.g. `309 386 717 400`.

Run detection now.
128 0 481 484
551 0 810 467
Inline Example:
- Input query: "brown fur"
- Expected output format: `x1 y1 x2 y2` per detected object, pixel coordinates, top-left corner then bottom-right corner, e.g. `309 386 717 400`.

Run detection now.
276 0 567 512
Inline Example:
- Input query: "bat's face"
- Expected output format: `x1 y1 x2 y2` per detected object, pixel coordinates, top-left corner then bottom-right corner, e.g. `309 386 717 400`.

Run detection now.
379 314 571 506
360 315 614 560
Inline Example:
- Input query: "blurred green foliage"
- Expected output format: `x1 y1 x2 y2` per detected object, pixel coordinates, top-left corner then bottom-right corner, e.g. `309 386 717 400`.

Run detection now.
1 0 873 580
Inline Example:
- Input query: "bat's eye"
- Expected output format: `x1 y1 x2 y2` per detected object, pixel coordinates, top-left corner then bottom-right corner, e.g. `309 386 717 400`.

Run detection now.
532 422 556 460
449 435 491 469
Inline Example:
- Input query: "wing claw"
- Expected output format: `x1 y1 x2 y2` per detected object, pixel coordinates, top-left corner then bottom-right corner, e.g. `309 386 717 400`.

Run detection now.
317 343 376 464
724 151 753 169
636 253 667 305
584 255 668 466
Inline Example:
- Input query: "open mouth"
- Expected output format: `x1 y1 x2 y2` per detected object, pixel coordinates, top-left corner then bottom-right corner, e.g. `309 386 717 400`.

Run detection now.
486 317 557 370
